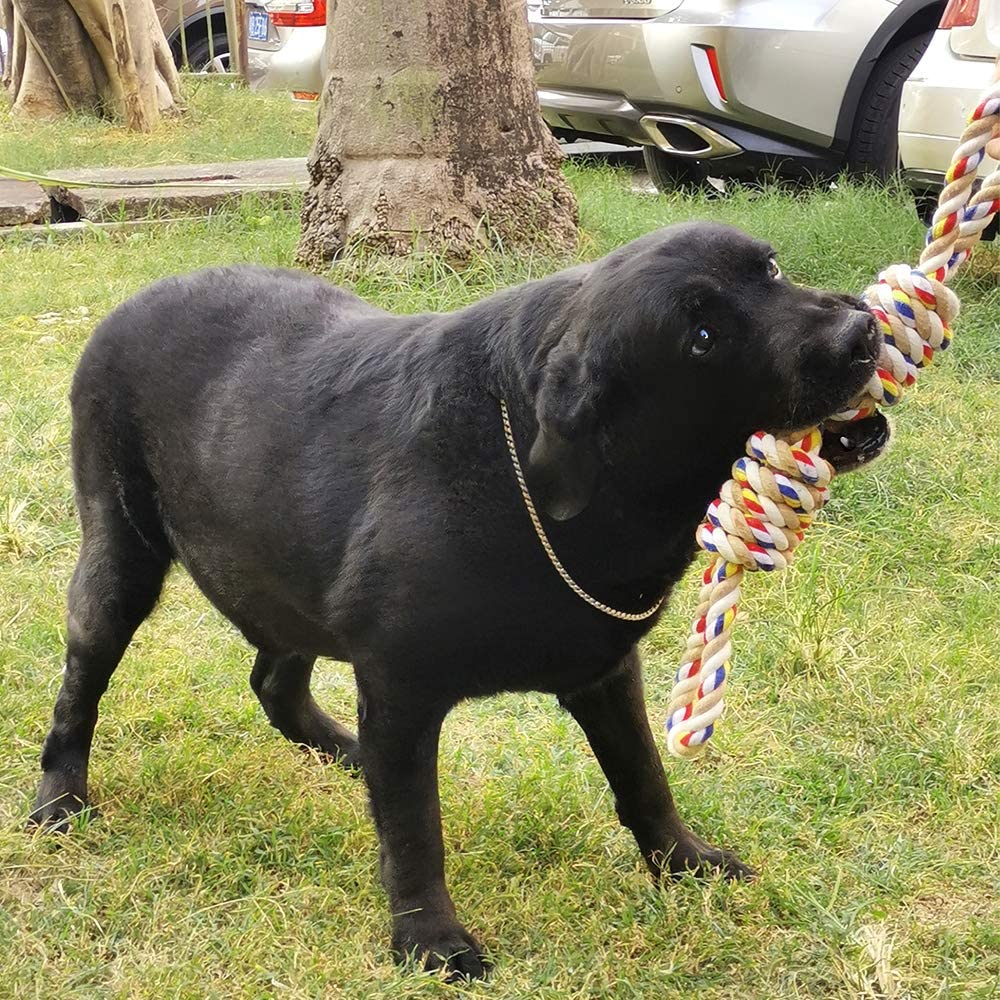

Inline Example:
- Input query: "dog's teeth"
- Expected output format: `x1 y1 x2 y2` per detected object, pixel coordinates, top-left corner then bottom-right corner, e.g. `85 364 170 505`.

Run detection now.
840 436 852 448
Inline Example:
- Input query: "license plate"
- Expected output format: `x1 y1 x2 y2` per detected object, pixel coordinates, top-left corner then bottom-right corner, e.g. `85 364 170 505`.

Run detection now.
248 9 269 42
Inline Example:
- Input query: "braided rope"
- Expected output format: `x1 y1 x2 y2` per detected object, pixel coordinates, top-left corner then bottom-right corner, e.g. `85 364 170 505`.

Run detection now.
667 80 1000 759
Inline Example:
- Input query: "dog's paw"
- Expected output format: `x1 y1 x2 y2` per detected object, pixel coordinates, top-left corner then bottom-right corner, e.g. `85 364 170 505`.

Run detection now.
330 741 363 772
661 832 756 882
27 793 90 834
27 772 93 833
392 914 490 982
307 741 363 773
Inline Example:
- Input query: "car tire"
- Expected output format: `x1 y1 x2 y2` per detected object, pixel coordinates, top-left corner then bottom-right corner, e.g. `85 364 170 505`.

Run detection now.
182 32 231 73
641 147 703 193
847 31 933 178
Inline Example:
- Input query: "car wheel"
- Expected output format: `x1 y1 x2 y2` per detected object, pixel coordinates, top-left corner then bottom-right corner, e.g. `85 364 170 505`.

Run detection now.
183 32 231 73
641 147 703 193
847 31 933 178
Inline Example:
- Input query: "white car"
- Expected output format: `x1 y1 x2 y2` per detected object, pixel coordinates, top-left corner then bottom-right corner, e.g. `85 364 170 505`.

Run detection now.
246 0 326 99
900 0 999 221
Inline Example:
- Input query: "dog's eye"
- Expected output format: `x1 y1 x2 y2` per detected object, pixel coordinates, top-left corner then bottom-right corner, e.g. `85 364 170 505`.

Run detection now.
768 257 781 279
690 326 716 357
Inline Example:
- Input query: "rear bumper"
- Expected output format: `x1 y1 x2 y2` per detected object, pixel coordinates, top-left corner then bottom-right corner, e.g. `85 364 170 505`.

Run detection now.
538 88 647 146
532 0 890 154
540 87 841 177
248 23 325 94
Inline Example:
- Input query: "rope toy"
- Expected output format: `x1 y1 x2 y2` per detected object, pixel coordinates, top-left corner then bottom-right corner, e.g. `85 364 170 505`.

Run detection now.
666 80 1000 759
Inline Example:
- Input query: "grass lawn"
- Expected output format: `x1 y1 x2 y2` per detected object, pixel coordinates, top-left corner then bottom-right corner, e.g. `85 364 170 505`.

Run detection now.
1 154 998 998
0 80 316 173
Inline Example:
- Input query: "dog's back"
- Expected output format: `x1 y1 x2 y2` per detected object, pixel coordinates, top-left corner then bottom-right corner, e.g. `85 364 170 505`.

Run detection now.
69 266 417 648
72 264 384 437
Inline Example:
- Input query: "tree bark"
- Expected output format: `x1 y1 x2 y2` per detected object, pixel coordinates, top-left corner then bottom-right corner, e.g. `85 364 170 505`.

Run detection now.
4 0 181 129
1 0 15 92
297 0 578 266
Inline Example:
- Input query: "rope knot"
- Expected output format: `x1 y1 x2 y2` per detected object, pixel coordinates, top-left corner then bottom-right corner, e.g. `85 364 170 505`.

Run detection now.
836 266 961 418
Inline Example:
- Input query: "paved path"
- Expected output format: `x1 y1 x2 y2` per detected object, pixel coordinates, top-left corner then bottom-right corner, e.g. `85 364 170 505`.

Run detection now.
0 179 48 225
0 143 650 232
49 157 307 222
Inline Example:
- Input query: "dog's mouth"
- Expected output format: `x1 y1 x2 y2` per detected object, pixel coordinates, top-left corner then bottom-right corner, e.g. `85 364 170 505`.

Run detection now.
820 410 891 473
817 312 889 473
774 311 884 453
755 308 887 472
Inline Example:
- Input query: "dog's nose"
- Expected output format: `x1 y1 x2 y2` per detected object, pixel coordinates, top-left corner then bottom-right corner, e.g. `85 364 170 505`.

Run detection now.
844 310 881 366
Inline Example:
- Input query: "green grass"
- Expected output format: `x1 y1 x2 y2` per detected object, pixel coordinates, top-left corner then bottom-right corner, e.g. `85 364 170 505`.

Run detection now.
1 161 999 998
0 79 316 174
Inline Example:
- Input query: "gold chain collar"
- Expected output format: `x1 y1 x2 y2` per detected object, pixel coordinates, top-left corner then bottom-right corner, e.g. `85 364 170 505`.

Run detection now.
499 400 663 622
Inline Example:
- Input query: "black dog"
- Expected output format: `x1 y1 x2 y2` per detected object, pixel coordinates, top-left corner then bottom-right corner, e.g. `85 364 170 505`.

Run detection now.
31 223 886 979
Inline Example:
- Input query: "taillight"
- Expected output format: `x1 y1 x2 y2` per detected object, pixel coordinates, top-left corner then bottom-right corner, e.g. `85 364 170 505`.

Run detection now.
940 0 980 29
267 0 326 27
692 44 727 105
704 45 727 102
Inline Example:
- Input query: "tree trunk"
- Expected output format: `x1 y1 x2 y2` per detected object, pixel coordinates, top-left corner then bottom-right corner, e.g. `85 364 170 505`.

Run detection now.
297 0 578 266
4 0 181 130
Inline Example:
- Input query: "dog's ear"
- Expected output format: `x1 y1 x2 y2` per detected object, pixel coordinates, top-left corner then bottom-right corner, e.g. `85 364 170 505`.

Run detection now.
526 338 602 521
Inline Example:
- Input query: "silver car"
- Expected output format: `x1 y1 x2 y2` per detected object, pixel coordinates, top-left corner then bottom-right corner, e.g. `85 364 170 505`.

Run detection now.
532 0 945 190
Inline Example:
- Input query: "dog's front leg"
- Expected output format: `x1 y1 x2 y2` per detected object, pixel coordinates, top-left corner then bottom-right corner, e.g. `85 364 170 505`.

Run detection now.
358 686 488 981
559 648 754 881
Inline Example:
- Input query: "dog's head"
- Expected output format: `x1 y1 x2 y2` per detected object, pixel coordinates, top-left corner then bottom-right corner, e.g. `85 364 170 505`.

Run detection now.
527 222 889 520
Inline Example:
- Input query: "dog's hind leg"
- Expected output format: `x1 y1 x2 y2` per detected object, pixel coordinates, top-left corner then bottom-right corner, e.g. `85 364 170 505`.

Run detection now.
30 497 171 831
249 651 360 768
559 647 754 881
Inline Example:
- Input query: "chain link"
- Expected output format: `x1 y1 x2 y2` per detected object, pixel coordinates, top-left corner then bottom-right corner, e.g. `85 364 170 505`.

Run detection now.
500 400 663 622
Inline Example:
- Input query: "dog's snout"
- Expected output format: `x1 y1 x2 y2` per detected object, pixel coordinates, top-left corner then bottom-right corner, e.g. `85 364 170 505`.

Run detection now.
845 310 880 366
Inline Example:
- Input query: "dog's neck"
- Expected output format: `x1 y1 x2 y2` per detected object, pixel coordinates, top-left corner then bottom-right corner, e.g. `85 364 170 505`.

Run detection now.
497 388 744 605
